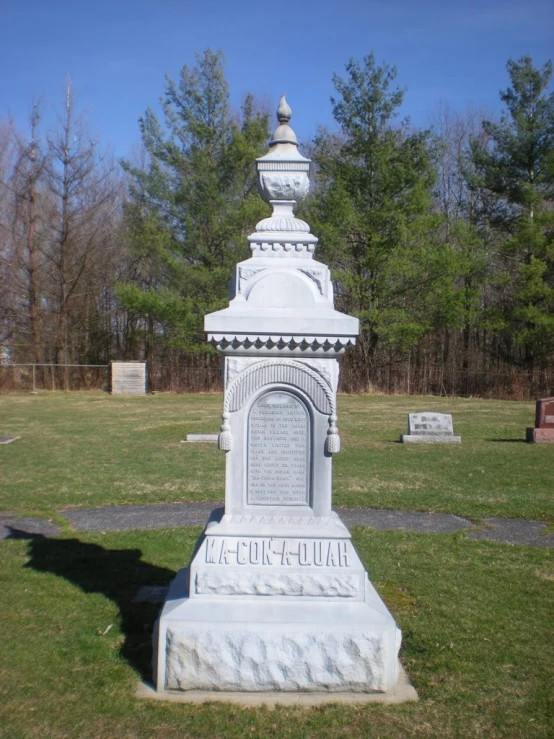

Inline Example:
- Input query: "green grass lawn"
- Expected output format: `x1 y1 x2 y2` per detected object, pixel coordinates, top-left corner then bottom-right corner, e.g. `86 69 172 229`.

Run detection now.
0 527 552 738
1 392 553 737
1 391 552 521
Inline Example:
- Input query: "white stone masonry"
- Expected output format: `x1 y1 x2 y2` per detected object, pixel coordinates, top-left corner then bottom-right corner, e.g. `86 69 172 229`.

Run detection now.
154 96 402 695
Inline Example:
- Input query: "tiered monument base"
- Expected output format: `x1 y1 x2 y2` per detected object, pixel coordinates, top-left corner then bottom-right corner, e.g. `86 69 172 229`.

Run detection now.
154 514 401 695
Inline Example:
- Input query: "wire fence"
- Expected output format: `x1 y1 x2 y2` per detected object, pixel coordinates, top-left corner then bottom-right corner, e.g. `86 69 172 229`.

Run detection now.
0 364 110 392
339 361 554 400
1 359 552 400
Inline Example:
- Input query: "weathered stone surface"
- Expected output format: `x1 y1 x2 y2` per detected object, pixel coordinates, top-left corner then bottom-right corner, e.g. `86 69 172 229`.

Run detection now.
194 572 358 597
526 427 554 443
166 629 389 692
138 663 418 704
154 98 401 698
0 516 59 540
401 412 461 443
111 361 146 395
535 397 554 429
408 412 453 434
401 434 461 444
248 391 309 505
184 434 218 442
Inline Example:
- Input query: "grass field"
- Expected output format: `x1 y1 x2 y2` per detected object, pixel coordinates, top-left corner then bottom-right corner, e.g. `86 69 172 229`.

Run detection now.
0 527 552 738
1 392 553 737
1 392 553 521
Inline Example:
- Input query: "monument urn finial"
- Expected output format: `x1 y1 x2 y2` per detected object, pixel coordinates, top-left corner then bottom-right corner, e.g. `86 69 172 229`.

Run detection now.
255 95 310 208
277 93 292 123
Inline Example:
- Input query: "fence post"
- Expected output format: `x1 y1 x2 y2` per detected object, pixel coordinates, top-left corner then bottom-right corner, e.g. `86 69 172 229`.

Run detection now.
32 364 36 393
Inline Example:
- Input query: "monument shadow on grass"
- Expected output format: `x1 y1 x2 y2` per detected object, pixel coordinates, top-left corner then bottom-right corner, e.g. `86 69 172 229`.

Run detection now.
9 527 177 682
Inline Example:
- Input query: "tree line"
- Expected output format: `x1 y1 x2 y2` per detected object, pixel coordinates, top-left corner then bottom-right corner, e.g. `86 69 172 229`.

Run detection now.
1 51 553 395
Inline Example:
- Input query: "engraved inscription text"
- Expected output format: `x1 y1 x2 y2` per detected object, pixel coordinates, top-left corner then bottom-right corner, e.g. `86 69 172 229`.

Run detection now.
248 392 309 505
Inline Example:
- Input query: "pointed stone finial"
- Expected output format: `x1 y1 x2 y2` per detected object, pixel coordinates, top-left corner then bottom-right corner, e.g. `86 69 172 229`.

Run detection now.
269 94 298 147
277 94 292 124
252 93 314 251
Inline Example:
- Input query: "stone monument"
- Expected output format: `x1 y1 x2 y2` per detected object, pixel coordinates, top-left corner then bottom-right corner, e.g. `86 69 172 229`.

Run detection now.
111 361 146 395
401 412 461 443
153 97 403 697
526 397 554 443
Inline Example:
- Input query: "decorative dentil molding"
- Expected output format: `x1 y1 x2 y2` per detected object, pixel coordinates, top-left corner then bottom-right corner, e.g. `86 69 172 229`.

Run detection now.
208 334 355 354
248 240 316 256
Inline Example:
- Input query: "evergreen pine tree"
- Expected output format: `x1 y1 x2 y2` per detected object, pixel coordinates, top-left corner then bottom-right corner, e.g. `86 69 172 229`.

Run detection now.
471 56 554 368
305 54 457 379
119 50 270 353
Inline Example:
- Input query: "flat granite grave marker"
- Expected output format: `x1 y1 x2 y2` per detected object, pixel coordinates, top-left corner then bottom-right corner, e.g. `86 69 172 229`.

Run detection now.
401 412 461 443
153 97 409 700
526 397 554 443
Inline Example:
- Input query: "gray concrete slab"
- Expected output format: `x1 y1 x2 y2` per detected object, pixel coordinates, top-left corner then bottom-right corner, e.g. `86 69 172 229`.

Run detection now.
468 518 554 548
62 502 220 531
3 503 551 548
337 508 473 534
61 503 475 536
0 517 59 540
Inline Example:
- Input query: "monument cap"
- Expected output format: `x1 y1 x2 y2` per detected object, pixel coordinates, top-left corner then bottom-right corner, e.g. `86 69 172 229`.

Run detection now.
269 94 298 146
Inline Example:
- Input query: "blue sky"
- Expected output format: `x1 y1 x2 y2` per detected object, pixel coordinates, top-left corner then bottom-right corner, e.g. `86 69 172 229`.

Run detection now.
1 0 552 157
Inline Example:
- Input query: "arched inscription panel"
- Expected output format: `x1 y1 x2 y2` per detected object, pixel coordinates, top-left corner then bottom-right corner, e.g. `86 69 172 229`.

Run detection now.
247 391 310 506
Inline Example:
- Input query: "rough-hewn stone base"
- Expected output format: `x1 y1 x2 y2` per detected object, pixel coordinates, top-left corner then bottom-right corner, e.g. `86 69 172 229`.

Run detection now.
166 628 389 692
138 662 418 704
195 571 359 597
154 560 401 694
526 427 554 443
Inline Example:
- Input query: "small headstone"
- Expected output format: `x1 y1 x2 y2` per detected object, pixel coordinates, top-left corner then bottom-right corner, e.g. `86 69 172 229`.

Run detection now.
111 361 146 395
526 397 554 443
401 412 461 443
183 434 219 443
0 436 20 445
